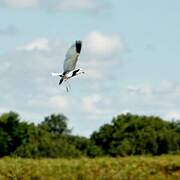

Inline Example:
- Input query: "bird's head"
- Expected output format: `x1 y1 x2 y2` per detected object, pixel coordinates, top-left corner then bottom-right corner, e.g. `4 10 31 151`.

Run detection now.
77 68 85 75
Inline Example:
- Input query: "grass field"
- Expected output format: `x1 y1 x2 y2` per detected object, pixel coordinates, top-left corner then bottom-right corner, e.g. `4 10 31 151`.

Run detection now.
0 155 179 180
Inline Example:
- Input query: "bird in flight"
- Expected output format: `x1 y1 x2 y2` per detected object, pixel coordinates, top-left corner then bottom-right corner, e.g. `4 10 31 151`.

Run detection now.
52 40 84 89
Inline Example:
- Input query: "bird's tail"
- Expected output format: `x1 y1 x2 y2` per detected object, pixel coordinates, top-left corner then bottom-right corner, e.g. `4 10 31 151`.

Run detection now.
51 72 64 85
51 72 63 77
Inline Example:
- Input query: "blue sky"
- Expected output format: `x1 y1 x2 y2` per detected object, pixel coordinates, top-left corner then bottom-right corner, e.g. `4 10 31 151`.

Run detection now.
0 0 180 136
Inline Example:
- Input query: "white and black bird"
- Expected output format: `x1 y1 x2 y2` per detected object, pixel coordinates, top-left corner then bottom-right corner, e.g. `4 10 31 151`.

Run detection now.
52 40 84 85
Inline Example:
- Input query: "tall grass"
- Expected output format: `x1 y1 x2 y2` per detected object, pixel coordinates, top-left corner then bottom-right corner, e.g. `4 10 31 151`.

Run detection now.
0 155 179 180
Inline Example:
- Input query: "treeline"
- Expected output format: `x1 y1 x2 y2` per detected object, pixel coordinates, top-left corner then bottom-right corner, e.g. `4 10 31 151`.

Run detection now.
0 112 179 158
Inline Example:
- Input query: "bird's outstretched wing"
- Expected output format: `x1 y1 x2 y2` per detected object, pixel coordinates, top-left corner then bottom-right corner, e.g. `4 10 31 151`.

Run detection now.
63 41 82 73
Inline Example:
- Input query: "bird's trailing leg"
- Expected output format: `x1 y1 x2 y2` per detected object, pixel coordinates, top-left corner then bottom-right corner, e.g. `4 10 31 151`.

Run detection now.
65 80 71 92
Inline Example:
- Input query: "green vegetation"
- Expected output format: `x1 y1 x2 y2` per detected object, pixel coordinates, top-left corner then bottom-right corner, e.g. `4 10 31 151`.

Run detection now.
0 112 179 158
91 114 180 156
0 156 179 180
0 112 179 179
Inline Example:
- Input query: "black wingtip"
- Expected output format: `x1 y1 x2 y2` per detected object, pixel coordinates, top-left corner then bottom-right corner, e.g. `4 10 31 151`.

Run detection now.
76 40 82 54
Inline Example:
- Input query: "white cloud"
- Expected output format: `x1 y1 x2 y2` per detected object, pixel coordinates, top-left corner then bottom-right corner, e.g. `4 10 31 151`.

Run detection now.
164 110 180 120
0 107 9 114
126 81 180 121
18 38 50 51
2 0 110 14
28 95 76 111
48 96 68 109
83 94 101 112
85 31 123 56
5 0 40 8
53 0 96 11
120 109 130 115
127 81 180 97
127 84 153 96
52 0 109 13
79 31 124 81
82 94 113 120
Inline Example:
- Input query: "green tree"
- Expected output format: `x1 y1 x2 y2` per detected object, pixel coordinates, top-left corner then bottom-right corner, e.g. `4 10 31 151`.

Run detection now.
39 114 71 136
91 113 180 156
0 112 33 156
14 114 83 158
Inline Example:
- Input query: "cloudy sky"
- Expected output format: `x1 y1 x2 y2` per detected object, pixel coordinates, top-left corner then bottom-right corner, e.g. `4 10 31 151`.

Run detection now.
0 0 180 136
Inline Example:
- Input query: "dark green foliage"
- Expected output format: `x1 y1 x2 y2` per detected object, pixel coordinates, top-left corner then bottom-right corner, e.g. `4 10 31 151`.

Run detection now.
65 135 104 157
13 115 81 158
86 144 104 157
91 113 180 156
0 112 32 157
39 114 71 135
0 112 179 158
